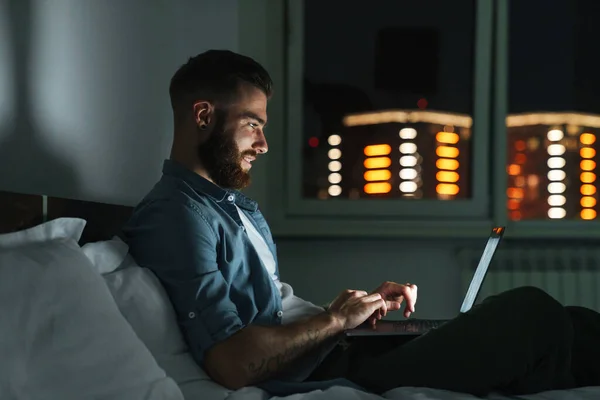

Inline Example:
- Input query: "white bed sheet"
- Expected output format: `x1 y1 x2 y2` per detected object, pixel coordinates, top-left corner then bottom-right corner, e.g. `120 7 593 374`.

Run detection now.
226 385 600 400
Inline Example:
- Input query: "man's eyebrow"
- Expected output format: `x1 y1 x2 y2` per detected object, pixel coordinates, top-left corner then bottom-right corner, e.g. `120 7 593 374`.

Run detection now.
241 111 267 127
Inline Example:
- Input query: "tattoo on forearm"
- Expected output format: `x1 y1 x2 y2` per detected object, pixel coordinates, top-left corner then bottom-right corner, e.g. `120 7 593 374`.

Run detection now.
247 328 322 382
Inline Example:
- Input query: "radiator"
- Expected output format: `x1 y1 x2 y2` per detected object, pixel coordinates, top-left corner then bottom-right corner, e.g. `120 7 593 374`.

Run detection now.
457 247 600 310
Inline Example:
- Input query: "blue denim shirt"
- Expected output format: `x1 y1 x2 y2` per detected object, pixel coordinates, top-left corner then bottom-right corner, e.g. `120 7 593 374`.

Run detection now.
122 160 361 396
122 160 283 366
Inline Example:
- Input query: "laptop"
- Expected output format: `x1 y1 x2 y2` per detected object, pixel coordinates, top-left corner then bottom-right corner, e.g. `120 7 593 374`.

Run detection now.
345 226 505 337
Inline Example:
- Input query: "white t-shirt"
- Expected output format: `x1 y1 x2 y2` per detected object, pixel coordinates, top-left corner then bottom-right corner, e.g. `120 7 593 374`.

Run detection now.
235 206 336 381
235 205 283 293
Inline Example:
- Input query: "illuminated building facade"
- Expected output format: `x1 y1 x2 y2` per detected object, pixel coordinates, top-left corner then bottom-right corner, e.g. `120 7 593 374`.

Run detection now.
305 110 600 221
506 113 599 221
306 109 472 201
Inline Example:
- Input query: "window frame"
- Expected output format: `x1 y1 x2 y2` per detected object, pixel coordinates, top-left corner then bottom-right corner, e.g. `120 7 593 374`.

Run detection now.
286 0 493 216
492 1 600 238
250 0 496 237
243 0 600 238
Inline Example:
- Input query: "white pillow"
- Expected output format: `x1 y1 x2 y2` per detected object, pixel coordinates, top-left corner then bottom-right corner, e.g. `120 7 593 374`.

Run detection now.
82 239 232 399
0 238 183 400
81 236 129 274
0 217 86 249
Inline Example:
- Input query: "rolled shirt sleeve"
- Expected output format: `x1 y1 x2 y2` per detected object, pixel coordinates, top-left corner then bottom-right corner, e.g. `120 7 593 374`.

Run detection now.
126 198 244 366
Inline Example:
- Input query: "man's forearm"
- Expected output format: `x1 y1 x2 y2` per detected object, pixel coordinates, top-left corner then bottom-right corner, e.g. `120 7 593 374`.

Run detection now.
243 311 342 383
206 311 343 388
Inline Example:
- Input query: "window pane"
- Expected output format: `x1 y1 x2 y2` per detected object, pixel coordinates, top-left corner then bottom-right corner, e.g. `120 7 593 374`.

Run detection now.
301 0 476 200
507 0 600 221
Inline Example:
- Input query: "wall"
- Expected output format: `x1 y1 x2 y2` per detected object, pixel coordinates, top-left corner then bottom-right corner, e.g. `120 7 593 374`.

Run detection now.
0 0 238 205
0 0 474 319
276 237 471 319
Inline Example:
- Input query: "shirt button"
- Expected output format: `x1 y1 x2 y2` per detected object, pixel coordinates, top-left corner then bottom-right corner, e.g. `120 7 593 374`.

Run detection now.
241 225 246 231
188 312 196 319
276 310 283 318
227 194 235 202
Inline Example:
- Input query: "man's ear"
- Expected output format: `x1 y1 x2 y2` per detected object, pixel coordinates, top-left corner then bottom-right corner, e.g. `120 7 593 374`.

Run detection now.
193 101 215 130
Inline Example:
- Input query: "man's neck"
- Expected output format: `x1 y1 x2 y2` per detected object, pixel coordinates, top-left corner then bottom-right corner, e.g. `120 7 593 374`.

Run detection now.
168 153 214 185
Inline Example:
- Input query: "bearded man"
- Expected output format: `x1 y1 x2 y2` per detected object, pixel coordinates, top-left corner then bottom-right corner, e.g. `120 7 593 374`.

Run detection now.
122 50 600 397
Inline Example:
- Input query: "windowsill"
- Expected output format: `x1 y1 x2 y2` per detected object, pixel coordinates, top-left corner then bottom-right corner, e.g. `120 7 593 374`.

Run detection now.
268 215 494 238
268 216 600 240
506 220 600 240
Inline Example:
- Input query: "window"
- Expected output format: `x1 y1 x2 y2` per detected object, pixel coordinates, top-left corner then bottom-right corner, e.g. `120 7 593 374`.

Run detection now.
506 0 600 222
302 1 474 201
249 0 600 236
285 0 494 221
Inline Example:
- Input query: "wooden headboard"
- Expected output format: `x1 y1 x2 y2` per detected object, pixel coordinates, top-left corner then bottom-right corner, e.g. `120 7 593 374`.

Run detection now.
0 191 134 244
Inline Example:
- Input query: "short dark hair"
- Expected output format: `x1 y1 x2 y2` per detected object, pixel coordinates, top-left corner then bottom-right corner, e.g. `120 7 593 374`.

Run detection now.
169 50 273 115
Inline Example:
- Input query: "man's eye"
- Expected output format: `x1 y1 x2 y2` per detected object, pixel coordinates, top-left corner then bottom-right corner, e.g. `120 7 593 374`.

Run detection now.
249 123 258 128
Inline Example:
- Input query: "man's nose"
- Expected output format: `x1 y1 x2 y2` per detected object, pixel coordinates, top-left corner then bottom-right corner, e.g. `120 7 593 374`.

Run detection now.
254 129 268 154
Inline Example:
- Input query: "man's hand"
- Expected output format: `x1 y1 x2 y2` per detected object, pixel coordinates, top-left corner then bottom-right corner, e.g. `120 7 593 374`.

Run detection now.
327 289 387 330
369 281 418 325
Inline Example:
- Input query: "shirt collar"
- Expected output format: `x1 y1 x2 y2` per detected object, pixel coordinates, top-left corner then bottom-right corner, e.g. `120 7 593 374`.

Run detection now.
162 159 258 212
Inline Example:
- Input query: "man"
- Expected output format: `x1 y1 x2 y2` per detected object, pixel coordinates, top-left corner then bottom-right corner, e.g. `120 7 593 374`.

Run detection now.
123 50 600 396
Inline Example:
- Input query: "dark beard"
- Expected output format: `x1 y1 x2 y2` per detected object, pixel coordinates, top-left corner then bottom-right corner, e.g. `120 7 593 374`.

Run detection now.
197 112 255 190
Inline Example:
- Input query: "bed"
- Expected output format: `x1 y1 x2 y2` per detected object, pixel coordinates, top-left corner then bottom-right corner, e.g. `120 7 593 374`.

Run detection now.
0 190 598 400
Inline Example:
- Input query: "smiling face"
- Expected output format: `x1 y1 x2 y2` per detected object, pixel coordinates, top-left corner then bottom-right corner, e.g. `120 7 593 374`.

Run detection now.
229 84 269 172
196 84 268 189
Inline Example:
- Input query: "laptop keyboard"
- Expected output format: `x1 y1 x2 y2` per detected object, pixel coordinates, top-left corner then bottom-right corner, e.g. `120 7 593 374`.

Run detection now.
392 319 447 333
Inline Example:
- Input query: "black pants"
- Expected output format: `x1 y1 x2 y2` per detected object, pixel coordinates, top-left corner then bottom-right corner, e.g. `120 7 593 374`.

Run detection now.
308 286 600 396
